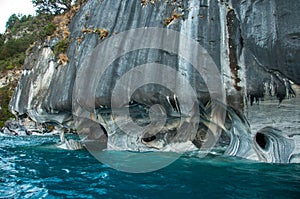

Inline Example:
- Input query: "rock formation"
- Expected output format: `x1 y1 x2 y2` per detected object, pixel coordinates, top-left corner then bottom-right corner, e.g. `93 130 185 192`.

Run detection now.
5 0 300 161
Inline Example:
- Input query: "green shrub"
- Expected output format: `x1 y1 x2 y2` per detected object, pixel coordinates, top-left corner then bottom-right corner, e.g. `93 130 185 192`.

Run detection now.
0 86 15 128
53 39 69 57
43 22 56 36
6 65 14 70
0 52 26 72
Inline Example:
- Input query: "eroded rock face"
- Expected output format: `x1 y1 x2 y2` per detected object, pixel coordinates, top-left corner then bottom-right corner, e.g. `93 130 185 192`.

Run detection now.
7 0 300 159
253 127 297 163
232 0 300 103
10 0 299 124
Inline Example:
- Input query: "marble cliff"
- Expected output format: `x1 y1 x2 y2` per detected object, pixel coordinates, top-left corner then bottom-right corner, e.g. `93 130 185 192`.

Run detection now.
5 0 300 162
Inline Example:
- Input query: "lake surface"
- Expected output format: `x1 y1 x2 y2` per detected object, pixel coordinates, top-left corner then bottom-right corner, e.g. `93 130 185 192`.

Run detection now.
1 132 300 199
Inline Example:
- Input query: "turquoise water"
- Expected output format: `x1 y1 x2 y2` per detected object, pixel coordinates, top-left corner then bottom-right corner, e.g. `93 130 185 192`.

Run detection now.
1 135 300 199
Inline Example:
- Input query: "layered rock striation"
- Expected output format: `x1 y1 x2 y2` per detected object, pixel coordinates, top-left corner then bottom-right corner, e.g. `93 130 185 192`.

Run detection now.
5 0 300 162
10 0 299 125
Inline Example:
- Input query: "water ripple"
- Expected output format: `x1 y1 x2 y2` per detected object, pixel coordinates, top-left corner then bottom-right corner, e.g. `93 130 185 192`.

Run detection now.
0 128 300 198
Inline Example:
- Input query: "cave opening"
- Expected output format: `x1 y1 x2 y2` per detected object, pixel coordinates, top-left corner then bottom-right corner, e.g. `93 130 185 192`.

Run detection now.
255 132 267 150
142 135 157 142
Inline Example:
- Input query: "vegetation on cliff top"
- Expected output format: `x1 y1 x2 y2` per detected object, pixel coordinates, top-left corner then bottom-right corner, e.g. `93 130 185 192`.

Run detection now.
32 0 73 15
0 14 55 72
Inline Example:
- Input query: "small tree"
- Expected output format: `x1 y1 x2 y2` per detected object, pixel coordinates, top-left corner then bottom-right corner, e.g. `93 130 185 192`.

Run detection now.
6 14 20 30
32 0 73 15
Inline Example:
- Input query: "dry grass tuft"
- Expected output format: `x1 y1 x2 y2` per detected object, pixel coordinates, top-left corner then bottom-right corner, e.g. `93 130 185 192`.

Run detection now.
58 53 68 65
165 10 184 26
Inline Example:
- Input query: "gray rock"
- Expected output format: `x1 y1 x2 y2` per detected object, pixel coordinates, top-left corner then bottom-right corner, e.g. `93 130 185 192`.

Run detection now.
10 0 299 124
57 131 83 150
7 0 300 162
3 127 15 136
253 127 300 163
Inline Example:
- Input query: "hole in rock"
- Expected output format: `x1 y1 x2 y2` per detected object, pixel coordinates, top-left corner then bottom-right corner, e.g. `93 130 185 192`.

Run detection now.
142 135 157 142
255 132 267 150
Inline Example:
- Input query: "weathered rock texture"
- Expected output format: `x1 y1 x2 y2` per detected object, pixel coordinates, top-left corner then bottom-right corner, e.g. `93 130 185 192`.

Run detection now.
9 0 299 127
